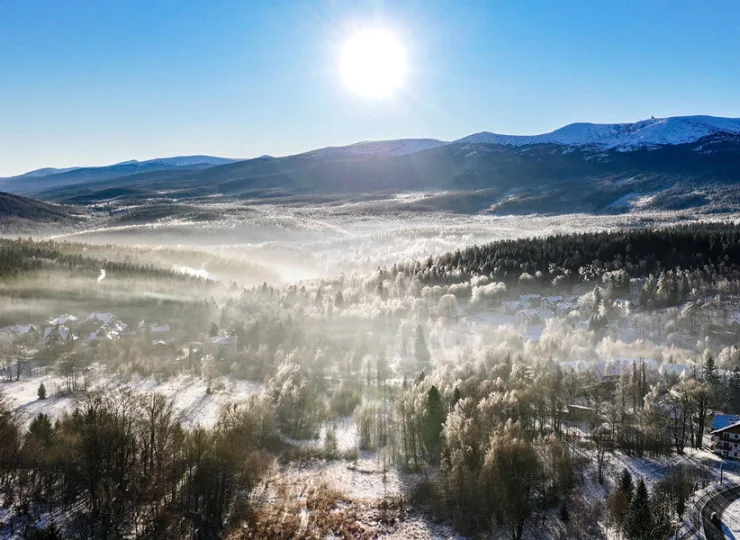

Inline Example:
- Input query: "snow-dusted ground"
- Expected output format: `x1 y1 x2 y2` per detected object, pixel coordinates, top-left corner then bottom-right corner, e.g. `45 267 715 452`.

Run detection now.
1 367 264 430
263 456 464 539
724 499 740 539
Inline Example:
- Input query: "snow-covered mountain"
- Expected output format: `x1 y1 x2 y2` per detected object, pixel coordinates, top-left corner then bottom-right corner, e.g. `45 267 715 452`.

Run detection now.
455 115 740 149
120 155 239 168
303 138 448 158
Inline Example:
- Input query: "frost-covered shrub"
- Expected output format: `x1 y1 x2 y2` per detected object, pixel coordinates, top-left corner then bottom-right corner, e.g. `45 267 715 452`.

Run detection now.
355 401 390 451
329 380 362 418
437 294 458 319
471 282 506 306
268 360 321 439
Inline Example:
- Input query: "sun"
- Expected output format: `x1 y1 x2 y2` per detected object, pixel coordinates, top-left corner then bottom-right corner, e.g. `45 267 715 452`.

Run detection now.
340 29 407 99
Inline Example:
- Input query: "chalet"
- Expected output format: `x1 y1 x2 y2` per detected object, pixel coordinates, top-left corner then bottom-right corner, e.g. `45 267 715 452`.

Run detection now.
710 418 740 459
207 333 238 360
564 404 598 426
520 294 542 308
43 325 74 345
516 308 541 325
658 363 692 379
712 414 740 432
84 312 118 327
48 314 79 326
0 324 38 341
140 321 171 334
501 300 523 315
542 296 564 309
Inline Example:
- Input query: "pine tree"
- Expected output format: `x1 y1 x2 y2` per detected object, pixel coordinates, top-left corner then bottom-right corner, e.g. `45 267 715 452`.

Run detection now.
37 382 46 400
703 353 720 386
208 322 219 337
626 478 652 540
451 387 462 410
620 468 634 499
422 385 445 463
729 367 740 411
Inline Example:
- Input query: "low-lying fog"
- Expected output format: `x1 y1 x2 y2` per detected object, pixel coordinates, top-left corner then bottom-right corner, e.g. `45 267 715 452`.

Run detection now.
41 199 728 285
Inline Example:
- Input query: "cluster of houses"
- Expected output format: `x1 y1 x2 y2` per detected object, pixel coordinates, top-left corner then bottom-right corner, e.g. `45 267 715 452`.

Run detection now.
500 293 580 325
0 312 166 347
0 313 239 361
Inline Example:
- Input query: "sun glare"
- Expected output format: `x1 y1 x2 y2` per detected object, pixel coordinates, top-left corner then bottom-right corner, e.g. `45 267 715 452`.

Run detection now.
340 29 407 99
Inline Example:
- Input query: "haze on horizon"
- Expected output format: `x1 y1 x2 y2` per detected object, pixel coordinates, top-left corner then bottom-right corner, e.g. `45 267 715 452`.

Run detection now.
2 0 740 176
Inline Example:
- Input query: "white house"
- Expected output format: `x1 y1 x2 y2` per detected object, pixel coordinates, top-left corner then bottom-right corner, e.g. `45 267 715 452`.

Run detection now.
710 417 740 459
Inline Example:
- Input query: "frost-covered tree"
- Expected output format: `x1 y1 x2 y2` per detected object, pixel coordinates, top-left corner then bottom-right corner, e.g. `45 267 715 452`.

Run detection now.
414 325 431 372
268 360 320 439
201 354 219 393
483 435 542 540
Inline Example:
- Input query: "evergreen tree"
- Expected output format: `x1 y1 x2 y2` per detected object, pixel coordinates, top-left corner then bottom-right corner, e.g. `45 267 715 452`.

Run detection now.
37 382 46 400
422 385 445 463
620 468 634 499
609 468 635 532
703 352 720 386
729 367 740 411
451 387 462 410
626 478 652 540
208 322 219 337
27 413 55 446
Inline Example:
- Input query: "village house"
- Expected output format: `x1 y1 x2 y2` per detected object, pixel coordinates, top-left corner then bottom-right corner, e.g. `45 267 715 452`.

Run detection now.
83 312 119 328
48 314 79 326
710 415 740 459
207 332 238 360
501 300 523 315
0 324 38 341
82 312 128 342
140 320 171 334
43 325 74 345
519 293 542 308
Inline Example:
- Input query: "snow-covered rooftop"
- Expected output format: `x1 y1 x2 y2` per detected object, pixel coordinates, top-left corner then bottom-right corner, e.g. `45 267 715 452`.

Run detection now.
711 414 740 432
86 312 117 325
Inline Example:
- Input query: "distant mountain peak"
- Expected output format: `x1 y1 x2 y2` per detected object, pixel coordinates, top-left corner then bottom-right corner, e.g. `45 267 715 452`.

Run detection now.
455 115 740 149
303 138 448 158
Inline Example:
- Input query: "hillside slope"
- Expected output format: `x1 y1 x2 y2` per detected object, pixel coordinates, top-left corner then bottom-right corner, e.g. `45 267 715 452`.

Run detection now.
0 191 81 225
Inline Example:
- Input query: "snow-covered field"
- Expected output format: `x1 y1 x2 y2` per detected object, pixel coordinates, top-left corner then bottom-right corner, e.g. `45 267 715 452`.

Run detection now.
2 367 264 430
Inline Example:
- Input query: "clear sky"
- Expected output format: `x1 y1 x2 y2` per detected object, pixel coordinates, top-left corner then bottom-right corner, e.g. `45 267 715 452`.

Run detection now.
2 0 740 176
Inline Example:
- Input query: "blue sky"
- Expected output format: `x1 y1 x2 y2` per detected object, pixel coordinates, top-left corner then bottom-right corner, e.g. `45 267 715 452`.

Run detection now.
2 0 740 175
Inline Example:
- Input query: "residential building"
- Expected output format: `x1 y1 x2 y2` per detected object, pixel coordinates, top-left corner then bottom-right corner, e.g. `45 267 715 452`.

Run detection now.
710 418 740 459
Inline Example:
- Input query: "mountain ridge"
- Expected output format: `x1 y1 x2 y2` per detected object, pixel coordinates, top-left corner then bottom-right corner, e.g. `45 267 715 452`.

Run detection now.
3 115 740 217
454 115 740 149
7 115 740 182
